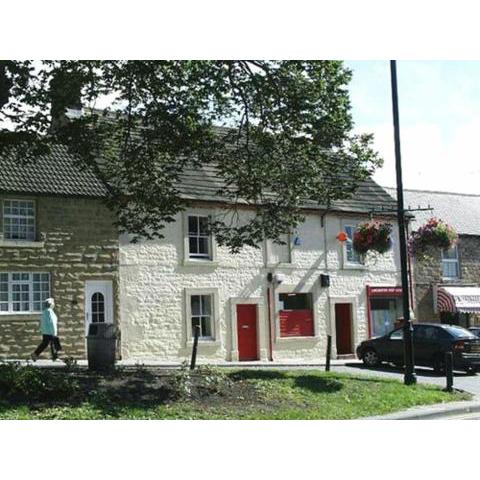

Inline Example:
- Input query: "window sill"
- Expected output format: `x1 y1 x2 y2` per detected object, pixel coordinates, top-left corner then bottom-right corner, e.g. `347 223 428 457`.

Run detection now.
342 263 366 271
0 240 44 248
183 259 219 267
276 336 320 343
266 263 294 269
186 339 221 347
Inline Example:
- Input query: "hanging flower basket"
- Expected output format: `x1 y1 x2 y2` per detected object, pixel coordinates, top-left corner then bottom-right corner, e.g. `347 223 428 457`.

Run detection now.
353 221 393 255
409 218 458 257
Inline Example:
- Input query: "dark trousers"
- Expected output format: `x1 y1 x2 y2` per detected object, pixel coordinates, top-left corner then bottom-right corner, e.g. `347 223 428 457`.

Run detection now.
34 335 60 358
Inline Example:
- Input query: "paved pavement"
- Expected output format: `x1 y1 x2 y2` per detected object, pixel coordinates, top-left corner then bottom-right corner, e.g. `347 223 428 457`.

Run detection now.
333 362 480 398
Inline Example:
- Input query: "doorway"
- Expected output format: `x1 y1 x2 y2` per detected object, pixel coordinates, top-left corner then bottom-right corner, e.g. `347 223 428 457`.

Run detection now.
335 303 353 355
85 280 114 335
236 304 258 361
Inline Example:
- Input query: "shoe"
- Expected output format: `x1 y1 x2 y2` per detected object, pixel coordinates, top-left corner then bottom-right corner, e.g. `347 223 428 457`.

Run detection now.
30 353 38 362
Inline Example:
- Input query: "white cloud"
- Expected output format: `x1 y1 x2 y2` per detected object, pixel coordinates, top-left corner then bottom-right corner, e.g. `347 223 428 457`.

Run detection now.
368 120 480 194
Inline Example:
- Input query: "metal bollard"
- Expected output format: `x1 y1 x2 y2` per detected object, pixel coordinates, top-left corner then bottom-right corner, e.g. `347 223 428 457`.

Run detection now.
445 351 454 392
325 335 332 372
190 325 200 370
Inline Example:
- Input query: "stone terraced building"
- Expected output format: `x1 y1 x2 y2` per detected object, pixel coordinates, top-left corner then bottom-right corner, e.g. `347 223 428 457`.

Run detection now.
0 148 119 359
119 166 403 363
1 147 404 363
386 188 480 328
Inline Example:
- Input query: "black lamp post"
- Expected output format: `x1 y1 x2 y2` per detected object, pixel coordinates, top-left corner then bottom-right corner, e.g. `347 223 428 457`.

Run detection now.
390 60 417 385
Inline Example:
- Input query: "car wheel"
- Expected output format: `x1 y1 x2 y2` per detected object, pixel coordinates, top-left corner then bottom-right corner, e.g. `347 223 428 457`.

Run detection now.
362 349 380 367
432 354 445 375
464 367 477 376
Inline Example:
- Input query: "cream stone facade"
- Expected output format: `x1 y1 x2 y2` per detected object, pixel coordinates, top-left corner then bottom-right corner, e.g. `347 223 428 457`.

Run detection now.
119 204 402 363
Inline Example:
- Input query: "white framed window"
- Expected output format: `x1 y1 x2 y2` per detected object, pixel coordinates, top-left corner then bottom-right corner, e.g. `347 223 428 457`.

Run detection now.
0 272 50 314
3 200 36 241
442 246 459 279
185 288 220 343
190 294 213 339
344 224 362 265
188 215 211 259
183 211 217 265
266 233 292 265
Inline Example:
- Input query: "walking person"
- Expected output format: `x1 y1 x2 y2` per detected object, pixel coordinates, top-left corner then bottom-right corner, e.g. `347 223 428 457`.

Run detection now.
31 298 60 361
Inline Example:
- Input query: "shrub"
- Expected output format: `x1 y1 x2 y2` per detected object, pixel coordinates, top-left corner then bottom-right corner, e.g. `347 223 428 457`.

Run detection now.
170 362 233 400
0 362 79 402
353 221 393 255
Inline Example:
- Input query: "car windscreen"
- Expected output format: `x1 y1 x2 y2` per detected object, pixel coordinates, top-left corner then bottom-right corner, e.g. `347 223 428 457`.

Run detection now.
443 325 478 339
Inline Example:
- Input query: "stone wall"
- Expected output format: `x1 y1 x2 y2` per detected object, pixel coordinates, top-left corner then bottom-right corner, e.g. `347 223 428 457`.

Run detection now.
0 194 118 359
119 207 402 362
413 235 480 325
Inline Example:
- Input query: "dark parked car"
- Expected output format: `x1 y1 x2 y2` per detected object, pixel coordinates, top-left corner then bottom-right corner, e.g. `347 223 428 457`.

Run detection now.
469 327 480 338
356 323 480 374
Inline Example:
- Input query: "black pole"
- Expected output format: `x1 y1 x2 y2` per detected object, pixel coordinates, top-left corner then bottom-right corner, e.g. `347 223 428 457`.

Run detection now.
325 334 332 372
190 325 200 370
390 60 417 385
444 351 453 392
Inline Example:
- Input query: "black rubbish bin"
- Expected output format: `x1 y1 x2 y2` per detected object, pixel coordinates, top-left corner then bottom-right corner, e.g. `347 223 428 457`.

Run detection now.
86 323 116 370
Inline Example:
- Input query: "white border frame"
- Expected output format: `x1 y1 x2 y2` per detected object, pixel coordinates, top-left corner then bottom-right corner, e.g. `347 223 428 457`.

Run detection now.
229 296 268 361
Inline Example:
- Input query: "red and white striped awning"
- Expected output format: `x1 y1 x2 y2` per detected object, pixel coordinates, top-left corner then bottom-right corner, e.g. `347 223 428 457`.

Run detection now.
436 286 480 313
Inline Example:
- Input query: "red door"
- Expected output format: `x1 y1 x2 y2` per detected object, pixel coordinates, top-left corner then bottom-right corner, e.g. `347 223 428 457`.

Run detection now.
237 304 258 361
335 303 353 355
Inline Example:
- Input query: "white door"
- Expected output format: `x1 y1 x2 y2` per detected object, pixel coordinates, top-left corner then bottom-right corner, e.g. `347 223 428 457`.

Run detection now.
85 280 114 335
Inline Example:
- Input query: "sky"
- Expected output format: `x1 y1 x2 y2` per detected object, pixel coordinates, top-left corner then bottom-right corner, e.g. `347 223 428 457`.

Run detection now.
346 60 480 194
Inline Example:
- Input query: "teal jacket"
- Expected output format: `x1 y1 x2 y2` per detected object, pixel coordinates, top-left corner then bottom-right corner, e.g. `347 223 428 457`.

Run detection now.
40 308 58 336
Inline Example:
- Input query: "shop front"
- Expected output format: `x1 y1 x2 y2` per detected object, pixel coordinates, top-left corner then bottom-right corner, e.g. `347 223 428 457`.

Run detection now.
435 285 480 328
366 286 403 338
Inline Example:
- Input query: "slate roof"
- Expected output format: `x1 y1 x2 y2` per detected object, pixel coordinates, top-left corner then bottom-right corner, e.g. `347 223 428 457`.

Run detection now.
384 187 480 236
178 164 397 214
0 141 396 215
0 145 108 198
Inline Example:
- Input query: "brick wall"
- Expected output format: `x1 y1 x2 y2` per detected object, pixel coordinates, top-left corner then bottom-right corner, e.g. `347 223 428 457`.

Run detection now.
0 194 118 359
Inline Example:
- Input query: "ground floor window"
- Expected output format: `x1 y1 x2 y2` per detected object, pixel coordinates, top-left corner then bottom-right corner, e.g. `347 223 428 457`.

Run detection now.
0 272 50 314
190 294 213 339
278 292 314 337
370 298 402 337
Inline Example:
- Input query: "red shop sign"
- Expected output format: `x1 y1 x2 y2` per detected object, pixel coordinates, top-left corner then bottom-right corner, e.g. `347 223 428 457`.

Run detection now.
367 286 403 297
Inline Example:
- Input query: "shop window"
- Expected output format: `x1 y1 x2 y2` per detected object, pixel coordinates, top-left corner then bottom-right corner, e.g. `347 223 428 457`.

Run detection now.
370 297 402 337
278 292 314 337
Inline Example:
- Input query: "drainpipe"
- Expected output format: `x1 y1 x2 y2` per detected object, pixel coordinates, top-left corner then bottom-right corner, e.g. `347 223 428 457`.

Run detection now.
321 209 333 365
266 282 274 361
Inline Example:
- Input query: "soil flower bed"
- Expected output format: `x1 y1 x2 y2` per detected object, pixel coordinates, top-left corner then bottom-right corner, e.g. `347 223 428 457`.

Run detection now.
0 364 469 420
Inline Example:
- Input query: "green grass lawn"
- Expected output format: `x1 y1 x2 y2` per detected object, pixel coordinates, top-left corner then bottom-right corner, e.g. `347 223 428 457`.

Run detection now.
0 367 470 420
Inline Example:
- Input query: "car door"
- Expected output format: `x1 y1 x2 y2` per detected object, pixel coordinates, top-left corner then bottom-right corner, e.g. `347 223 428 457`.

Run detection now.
381 328 404 363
